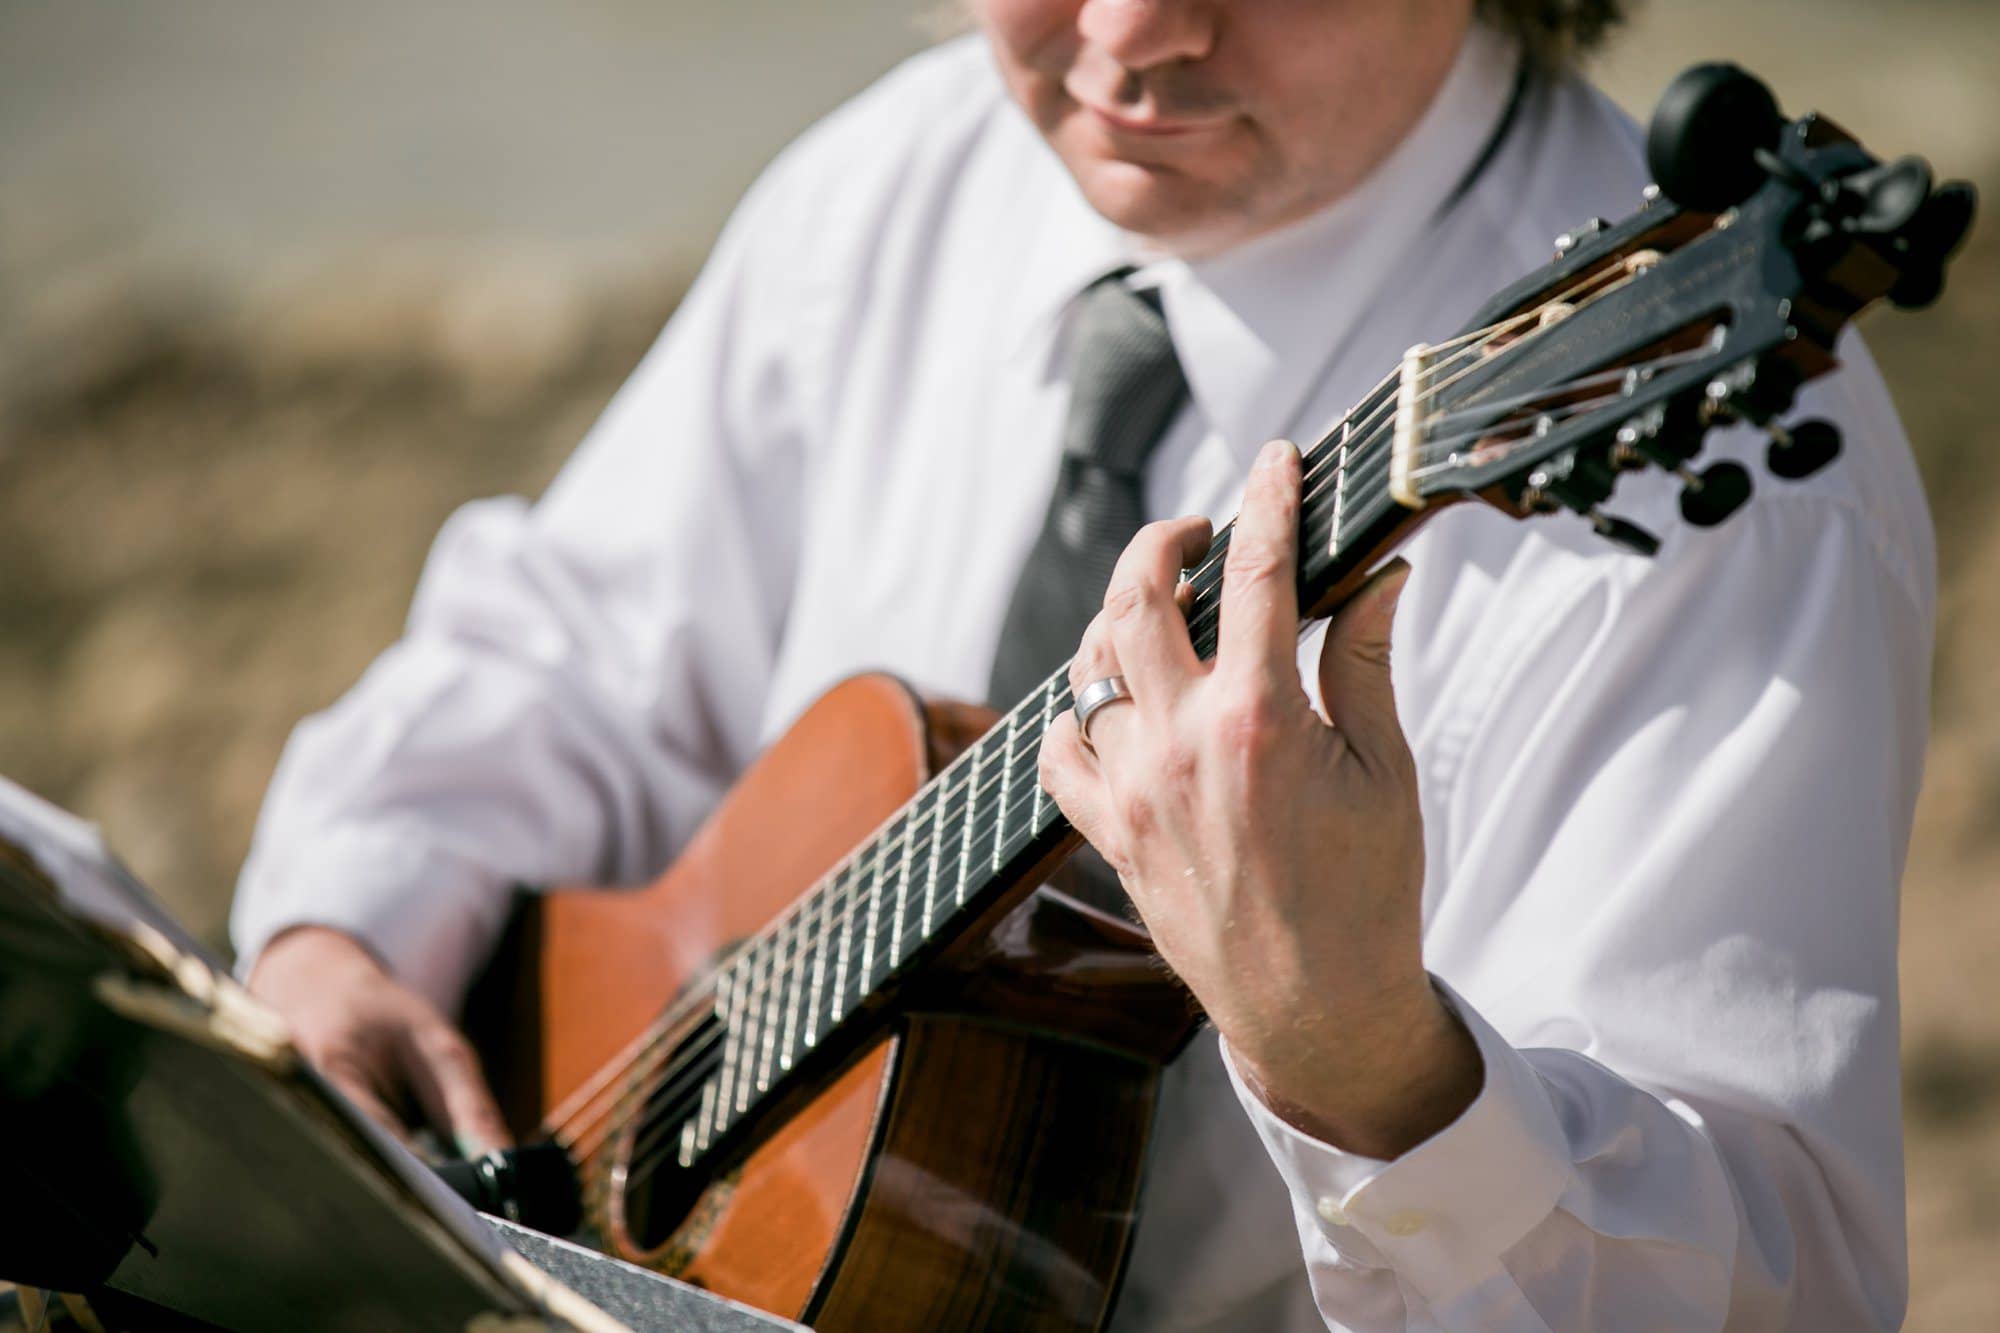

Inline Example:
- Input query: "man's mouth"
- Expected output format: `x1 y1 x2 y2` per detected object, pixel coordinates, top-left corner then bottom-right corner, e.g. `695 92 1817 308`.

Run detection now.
1075 99 1238 138
1062 74 1239 138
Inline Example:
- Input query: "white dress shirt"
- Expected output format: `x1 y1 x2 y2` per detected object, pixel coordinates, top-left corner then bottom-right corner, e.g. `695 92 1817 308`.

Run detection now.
231 24 1930 1331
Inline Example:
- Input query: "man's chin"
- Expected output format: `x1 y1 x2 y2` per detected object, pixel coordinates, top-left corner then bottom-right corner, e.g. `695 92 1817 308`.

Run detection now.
1066 157 1255 254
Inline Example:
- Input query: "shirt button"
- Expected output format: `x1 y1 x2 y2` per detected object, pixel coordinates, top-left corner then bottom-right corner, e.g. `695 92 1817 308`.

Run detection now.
1315 1195 1348 1226
1384 1210 1428 1237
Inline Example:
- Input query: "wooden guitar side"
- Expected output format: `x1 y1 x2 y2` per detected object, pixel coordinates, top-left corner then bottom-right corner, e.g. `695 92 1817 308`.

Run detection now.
464 673 1199 1330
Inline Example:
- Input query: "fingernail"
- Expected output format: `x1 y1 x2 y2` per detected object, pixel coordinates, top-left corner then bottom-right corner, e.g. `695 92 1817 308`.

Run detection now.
1257 439 1297 471
1377 558 1413 609
455 1132 496 1160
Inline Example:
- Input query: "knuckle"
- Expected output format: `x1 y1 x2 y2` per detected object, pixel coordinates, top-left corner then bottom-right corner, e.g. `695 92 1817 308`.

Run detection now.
1223 539 1290 587
417 1023 475 1071
1153 737 1200 786
1215 688 1286 756
1132 518 1178 555
1038 734 1068 788
1116 789 1157 837
1067 626 1111 687
1102 578 1151 624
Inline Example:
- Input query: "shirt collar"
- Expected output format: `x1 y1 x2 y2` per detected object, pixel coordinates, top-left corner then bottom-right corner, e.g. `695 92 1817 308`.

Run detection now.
1005 21 1522 464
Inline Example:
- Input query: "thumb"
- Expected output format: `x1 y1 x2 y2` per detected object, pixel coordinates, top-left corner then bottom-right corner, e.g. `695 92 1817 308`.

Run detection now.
1318 557 1413 770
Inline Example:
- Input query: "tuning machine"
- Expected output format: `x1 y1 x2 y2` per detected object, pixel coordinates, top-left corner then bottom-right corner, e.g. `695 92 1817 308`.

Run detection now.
1701 358 1800 428
1610 402 1693 469
1882 176 1976 309
1521 448 1661 557
1764 418 1842 479
1646 64 1783 213
1609 403 1753 530
1647 63 1977 314
1678 462 1753 528
1585 510 1662 557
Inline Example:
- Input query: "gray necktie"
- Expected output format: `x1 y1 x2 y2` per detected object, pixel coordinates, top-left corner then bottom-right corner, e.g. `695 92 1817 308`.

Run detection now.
987 272 1191 711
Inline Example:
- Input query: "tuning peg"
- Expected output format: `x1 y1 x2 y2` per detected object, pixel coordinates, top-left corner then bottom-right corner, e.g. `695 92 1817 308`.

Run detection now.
1889 262 1946 310
1702 357 1800 427
1887 181 1977 308
1765 419 1842 479
1678 461 1754 527
1586 510 1662 557
1646 64 1783 213
1847 156 1935 236
1914 181 1978 261
1522 447 1616 518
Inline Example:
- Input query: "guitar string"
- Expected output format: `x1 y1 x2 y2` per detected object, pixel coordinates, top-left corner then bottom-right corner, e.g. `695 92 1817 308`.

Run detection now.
547 257 1677 1158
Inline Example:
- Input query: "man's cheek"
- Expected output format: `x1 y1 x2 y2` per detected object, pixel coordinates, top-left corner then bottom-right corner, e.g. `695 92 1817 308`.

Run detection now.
972 0 1080 69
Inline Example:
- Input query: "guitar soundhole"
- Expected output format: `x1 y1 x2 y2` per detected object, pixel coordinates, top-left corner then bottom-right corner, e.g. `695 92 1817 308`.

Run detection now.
613 1012 726 1253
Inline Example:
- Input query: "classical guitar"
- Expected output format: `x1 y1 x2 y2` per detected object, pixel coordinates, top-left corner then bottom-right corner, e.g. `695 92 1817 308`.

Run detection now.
453 66 1974 1330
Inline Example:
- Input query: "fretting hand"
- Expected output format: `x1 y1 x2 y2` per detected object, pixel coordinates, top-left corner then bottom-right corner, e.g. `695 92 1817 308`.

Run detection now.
1039 439 1481 1159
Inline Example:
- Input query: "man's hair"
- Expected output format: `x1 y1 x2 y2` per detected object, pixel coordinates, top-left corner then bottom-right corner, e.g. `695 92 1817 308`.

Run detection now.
1481 0 1629 67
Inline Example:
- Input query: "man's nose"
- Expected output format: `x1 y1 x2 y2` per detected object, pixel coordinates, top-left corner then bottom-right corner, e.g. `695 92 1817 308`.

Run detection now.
1077 0 1217 70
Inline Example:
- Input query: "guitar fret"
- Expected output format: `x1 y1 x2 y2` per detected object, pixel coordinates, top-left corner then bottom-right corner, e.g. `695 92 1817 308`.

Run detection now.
891 797 921 965
831 864 856 1022
706 968 739 1146
756 920 780 1088
759 915 789 1088
734 944 767 1113
1034 676 1055 832
995 711 1019 871
922 774 949 935
806 876 832 1046
957 745 985 906
859 840 887 993
679 1088 705 1167
776 904 800 1072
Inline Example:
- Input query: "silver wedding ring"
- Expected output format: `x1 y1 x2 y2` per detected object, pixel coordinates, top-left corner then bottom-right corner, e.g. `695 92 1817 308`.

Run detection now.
1074 674 1134 749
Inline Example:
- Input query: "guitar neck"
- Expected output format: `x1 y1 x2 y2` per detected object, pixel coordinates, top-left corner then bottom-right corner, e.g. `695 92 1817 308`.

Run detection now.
684 376 1423 1165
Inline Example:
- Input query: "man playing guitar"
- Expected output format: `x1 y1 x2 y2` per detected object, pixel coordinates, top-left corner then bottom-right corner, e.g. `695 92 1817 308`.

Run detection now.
236 2 1932 1327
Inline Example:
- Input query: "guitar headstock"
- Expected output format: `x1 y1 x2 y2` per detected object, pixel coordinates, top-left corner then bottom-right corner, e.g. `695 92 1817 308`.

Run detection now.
1392 63 1977 554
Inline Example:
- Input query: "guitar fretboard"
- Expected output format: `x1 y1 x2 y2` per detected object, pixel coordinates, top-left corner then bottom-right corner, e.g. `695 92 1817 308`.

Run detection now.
681 376 1410 1166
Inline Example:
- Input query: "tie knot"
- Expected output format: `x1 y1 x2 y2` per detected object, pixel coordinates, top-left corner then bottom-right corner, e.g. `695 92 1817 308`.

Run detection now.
1062 275 1189 476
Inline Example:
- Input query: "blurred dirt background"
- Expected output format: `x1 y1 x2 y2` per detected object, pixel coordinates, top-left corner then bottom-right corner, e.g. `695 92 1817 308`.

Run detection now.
2 1 1996 1324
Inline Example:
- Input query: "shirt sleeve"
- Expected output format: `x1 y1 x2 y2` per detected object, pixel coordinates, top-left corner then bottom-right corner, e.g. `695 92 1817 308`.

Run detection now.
1225 399 1929 1329
228 149 827 1014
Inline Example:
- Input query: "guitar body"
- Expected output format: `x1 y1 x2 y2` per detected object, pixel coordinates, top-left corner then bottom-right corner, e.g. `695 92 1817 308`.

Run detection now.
464 674 1201 1330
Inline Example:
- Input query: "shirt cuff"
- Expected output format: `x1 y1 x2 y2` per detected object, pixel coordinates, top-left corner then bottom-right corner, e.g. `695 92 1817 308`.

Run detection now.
1220 978 1571 1302
231 822 520 1015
